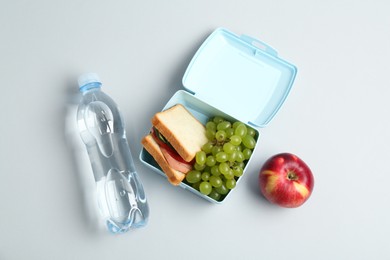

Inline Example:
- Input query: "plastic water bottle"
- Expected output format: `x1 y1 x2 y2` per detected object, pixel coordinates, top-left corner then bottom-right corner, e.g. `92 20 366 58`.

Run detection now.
76 73 149 234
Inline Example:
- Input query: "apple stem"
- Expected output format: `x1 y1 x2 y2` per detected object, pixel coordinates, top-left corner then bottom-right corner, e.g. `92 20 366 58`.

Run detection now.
287 171 298 181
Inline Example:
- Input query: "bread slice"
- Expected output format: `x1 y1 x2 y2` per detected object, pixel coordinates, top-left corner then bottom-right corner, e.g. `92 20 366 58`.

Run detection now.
141 134 185 185
151 104 208 162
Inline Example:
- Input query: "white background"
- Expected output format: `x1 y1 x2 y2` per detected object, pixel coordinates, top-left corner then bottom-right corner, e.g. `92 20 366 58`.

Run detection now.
1 1 390 259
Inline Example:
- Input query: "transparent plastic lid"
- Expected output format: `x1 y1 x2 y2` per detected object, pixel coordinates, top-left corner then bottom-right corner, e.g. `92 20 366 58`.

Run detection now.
182 28 297 127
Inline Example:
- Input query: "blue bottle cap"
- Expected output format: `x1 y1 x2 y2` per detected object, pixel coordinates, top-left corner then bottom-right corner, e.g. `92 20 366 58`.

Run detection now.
78 73 102 93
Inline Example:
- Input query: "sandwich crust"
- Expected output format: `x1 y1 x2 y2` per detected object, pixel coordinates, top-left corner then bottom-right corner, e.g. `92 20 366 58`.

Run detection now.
141 134 185 185
151 104 207 162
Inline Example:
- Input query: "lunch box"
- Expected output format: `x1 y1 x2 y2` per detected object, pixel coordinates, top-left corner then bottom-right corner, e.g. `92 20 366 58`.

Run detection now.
139 28 297 203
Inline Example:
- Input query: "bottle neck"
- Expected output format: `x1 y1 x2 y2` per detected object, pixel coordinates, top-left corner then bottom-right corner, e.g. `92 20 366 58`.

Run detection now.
80 82 102 94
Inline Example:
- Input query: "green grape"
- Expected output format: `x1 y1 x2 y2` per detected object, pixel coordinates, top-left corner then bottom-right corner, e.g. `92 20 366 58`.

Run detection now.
213 116 224 124
228 151 237 163
209 175 222 188
210 165 221 176
186 170 201 183
236 151 245 163
247 127 256 137
211 145 223 156
206 129 216 141
243 148 252 160
226 179 236 189
232 121 241 129
208 189 221 201
242 135 256 149
196 151 206 165
215 183 229 195
223 143 235 154
201 172 210 181
236 161 245 169
199 181 212 195
202 142 214 154
206 156 216 167
219 162 230 175
229 135 242 146
206 121 217 131
215 152 228 163
192 181 200 190
194 117 250 196
194 162 206 171
232 165 243 177
224 169 234 179
225 128 234 138
215 130 227 142
234 124 247 138
217 121 231 131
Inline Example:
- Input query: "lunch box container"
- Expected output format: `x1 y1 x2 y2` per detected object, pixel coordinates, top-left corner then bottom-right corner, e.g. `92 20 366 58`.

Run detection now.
139 28 297 203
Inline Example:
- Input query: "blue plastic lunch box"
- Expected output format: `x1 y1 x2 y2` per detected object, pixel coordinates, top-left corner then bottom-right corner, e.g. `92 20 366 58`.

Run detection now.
139 28 297 203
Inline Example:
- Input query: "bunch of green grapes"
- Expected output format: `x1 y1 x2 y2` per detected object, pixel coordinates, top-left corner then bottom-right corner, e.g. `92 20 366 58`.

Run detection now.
185 116 257 201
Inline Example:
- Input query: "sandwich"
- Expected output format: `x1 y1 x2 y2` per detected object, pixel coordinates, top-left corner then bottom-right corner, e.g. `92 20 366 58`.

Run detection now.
141 104 208 185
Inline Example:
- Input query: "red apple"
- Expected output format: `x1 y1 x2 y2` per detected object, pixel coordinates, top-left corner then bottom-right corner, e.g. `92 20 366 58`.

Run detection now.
258 153 314 208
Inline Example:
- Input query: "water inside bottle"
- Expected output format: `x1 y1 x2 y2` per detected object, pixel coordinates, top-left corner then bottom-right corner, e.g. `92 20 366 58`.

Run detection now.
85 101 114 157
96 169 148 233
82 99 148 233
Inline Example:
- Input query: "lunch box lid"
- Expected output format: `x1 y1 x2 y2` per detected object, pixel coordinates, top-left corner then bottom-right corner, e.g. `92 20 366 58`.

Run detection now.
182 28 297 128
